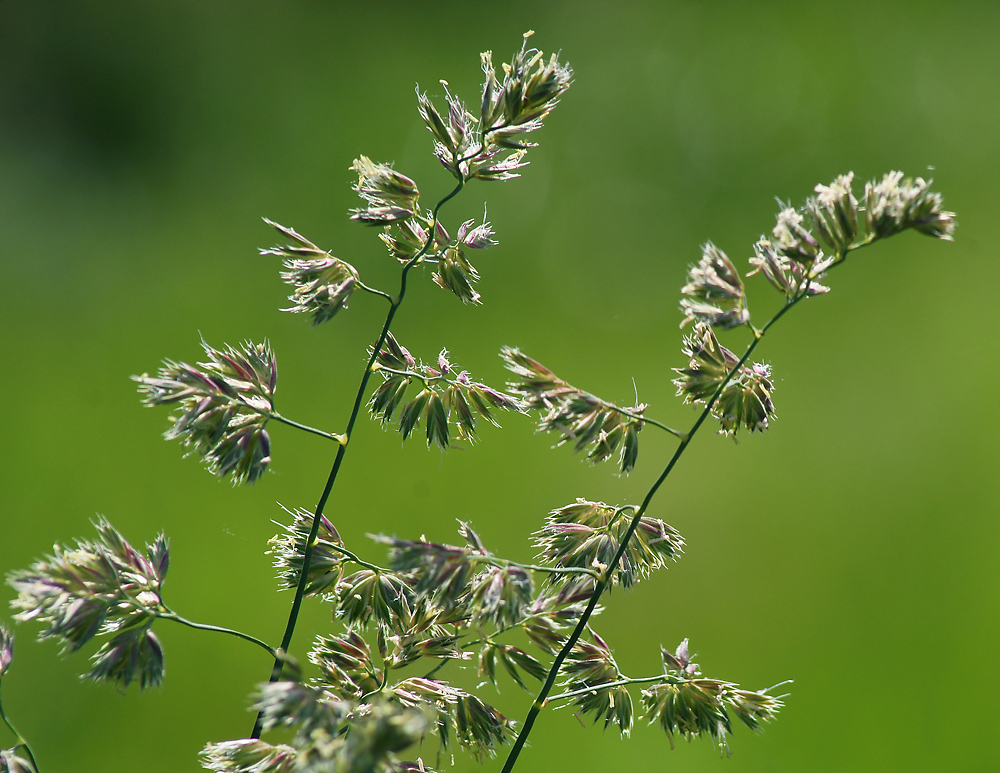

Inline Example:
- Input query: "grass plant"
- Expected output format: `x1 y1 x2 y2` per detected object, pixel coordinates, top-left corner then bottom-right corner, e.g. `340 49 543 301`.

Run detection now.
1 34 955 773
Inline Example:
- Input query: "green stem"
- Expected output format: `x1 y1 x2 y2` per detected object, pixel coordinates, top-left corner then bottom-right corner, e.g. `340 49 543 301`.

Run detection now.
156 604 279 659
329 544 389 574
606 405 686 439
422 659 450 680
360 667 391 703
546 674 792 706
499 255 843 773
236 397 347 445
356 280 396 303
546 674 665 704
251 176 468 739
371 366 442 386
268 413 347 445
0 684 39 772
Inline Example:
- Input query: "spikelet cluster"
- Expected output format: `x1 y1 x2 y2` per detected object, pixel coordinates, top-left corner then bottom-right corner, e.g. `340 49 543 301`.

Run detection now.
7 518 169 691
370 333 520 449
133 339 277 484
535 500 683 588
640 640 784 756
502 348 646 474
261 219 361 325
268 506 346 597
560 631 633 735
673 324 775 439
419 32 572 183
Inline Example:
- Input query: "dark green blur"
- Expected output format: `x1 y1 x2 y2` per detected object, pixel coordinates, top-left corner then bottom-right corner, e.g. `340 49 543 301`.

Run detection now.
1 2 997 771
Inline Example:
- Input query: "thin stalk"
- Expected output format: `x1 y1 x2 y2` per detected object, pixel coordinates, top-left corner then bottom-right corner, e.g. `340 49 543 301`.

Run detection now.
0 686 39 773
356 280 396 303
546 674 794 706
606 405 686 439
268 413 347 444
329 544 389 574
371 366 443 386
422 659 450 680
251 176 468 739
236 397 347 444
359 665 391 703
499 257 841 773
546 674 665 704
157 604 278 659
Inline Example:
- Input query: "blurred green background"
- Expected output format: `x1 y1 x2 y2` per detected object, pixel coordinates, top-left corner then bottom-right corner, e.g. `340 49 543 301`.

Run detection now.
2 1 998 771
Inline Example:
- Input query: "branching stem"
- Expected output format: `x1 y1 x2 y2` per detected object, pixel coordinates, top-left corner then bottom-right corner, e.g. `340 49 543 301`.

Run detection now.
156 603 279 659
605 405 685 439
545 674 665 704
268 413 346 445
235 397 347 444
251 175 468 739
371 366 449 386
499 253 848 773
359 667 391 703
356 280 396 303
328 544 389 574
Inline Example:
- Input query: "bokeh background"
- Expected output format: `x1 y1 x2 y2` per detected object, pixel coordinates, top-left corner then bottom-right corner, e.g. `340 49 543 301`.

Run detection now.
2 2 998 771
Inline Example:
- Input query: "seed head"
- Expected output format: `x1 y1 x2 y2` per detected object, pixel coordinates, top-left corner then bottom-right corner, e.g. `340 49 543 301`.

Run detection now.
680 242 749 330
535 500 683 588
453 693 516 761
200 739 297 773
673 324 776 439
661 638 698 676
268 505 346 598
349 155 420 225
467 564 534 630
560 631 633 736
772 206 821 264
421 34 570 182
87 627 164 691
457 214 498 249
641 674 783 756
310 632 381 699
478 642 547 690
261 219 361 325
370 335 519 448
133 339 277 484
747 236 831 297
864 171 956 240
807 172 859 252
502 348 646 474
7 518 167 657
376 531 483 610
334 569 413 633
432 246 482 305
